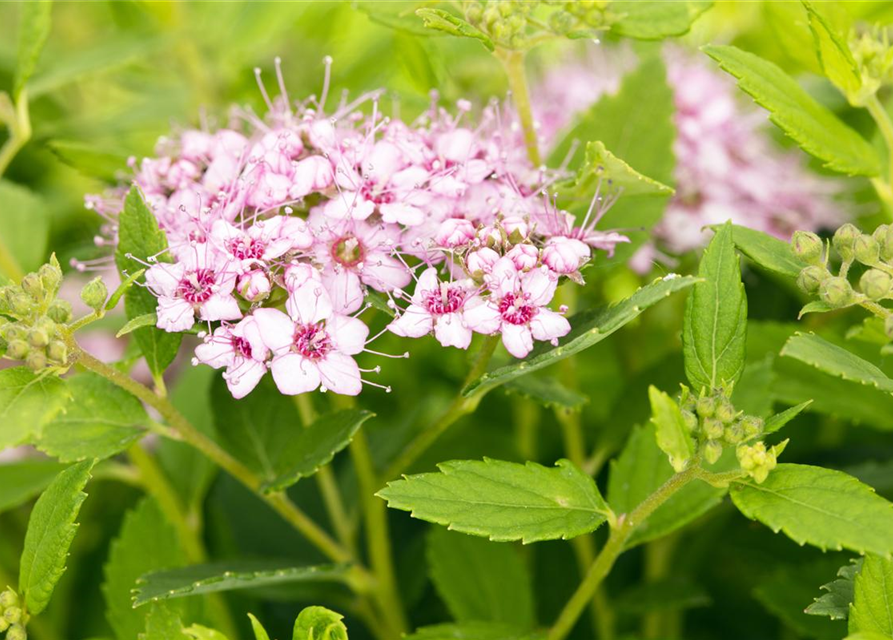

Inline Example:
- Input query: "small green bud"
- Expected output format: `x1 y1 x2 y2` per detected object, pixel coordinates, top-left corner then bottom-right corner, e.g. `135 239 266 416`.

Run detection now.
741 415 764 439
696 395 715 418
20 273 44 300
878 224 893 262
80 276 108 312
819 276 855 308
0 323 24 342
28 328 49 349
46 341 67 365
791 231 823 265
724 421 746 444
0 589 17 608
833 223 861 261
4 606 21 624
10 291 34 316
466 5 483 22
35 316 55 335
703 417 725 440
47 299 72 324
0 617 8 633
860 268 893 300
25 350 47 372
7 623 27 640
703 440 723 465
39 260 62 295
796 265 829 294
681 410 698 434
6 340 29 360
715 398 736 423
854 234 881 265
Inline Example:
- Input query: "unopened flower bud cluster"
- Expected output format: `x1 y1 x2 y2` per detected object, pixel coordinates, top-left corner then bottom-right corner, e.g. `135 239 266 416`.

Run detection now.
462 1 612 49
847 25 893 105
0 588 26 640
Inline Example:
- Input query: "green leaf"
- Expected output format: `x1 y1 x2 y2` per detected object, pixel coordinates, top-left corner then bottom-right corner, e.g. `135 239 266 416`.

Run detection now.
106 268 145 312
0 460 66 513
0 367 69 449
567 141 673 199
781 333 893 394
731 464 893 556
755 561 847 640
648 386 694 472
260 409 374 493
683 222 747 392
764 400 813 435
427 528 534 628
116 313 159 337
47 139 130 182
357 3 442 36
140 605 189 640
850 554 893 636
503 376 588 412
13 0 52 98
800 300 835 318
379 458 611 543
701 44 880 176
0 180 50 279
37 373 146 462
19 459 94 615
184 624 230 640
807 559 861 620
134 562 350 607
610 1 712 39
803 1 861 99
292 605 348 640
845 632 892 640
607 423 727 547
115 187 181 377
415 8 494 51
248 614 271 640
103 498 193 640
463 275 699 397
728 224 807 279
404 623 543 640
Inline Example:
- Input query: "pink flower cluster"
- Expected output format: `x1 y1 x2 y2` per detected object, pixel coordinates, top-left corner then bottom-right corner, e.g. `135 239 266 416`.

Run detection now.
89 60 627 399
531 45 844 263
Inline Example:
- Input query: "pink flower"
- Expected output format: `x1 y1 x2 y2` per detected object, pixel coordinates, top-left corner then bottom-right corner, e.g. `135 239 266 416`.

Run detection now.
465 258 570 358
388 268 479 349
211 216 312 273
194 316 269 398
542 237 591 275
435 218 476 248
253 281 369 396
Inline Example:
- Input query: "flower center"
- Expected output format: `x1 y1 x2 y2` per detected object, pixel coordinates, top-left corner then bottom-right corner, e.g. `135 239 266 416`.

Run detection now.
498 291 536 325
331 234 365 268
361 182 395 205
424 284 465 315
227 236 265 261
293 322 332 361
177 269 216 304
231 335 253 359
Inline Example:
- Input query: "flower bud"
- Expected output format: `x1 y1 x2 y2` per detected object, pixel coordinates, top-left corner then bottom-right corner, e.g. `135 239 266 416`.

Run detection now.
6 340 29 360
724 421 746 444
833 223 860 261
46 341 67 365
0 618 9 633
681 410 698 434
854 234 881 265
20 273 43 300
4 606 21 624
877 224 893 262
819 276 855 308
703 417 724 440
0 323 24 342
10 291 34 317
0 589 18 608
34 316 56 335
860 269 893 300
25 350 47 372
703 440 723 465
715 398 736 423
79 276 108 311
796 265 828 295
885 315 893 340
47 299 72 324
7 623 26 640
741 415 764 439
28 328 49 348
238 271 271 303
39 259 62 294
791 231 823 265
696 395 715 418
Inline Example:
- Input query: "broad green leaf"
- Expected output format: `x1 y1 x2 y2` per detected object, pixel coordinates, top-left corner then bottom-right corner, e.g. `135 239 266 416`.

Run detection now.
614 578 711 614
610 1 712 39
845 632 892 640
292 606 348 640
134 562 349 607
248 614 271 640
731 464 893 556
404 623 543 640
503 376 588 412
13 0 52 98
807 559 862 620
260 409 374 493
0 180 49 279
19 459 94 615
850 554 893 636
379 458 611 543
37 373 146 462
184 625 230 640
781 333 893 393
683 222 747 392
755 561 847 640
607 423 726 547
648 386 694 472
117 312 158 337
140 604 189 640
702 45 880 176
463 275 699 397
47 140 130 182
427 528 534 628
803 1 861 99
568 141 673 199
415 8 494 51
103 498 194 640
764 400 813 435
0 460 65 513
115 187 182 377
0 367 69 449
728 224 806 279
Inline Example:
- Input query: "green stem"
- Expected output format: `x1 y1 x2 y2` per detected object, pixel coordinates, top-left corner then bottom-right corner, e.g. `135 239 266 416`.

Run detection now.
641 534 681 639
0 89 31 181
866 94 893 213
497 49 542 167
548 463 703 640
68 341 368 582
351 429 408 637
381 334 500 482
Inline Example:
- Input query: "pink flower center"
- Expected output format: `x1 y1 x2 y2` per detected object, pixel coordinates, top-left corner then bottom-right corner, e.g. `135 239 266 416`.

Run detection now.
293 322 332 361
361 182 395 205
424 285 465 315
177 269 216 304
331 235 365 268
227 236 265 260
498 292 536 326
231 335 253 359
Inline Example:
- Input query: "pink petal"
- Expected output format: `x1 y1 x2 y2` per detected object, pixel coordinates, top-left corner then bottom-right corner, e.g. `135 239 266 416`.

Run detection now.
156 297 195 333
380 202 424 226
226 360 267 399
194 330 235 369
361 253 412 292
319 270 364 315
145 263 184 297
270 353 321 395
327 314 370 356
463 298 502 335
501 323 534 358
522 267 558 306
388 305 434 339
434 313 473 349
288 279 335 323
253 308 296 355
530 309 571 342
317 352 362 396
200 293 243 322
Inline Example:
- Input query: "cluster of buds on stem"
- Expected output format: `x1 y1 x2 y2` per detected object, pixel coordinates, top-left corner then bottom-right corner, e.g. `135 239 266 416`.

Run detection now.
848 25 893 105
0 588 26 640
679 386 784 483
